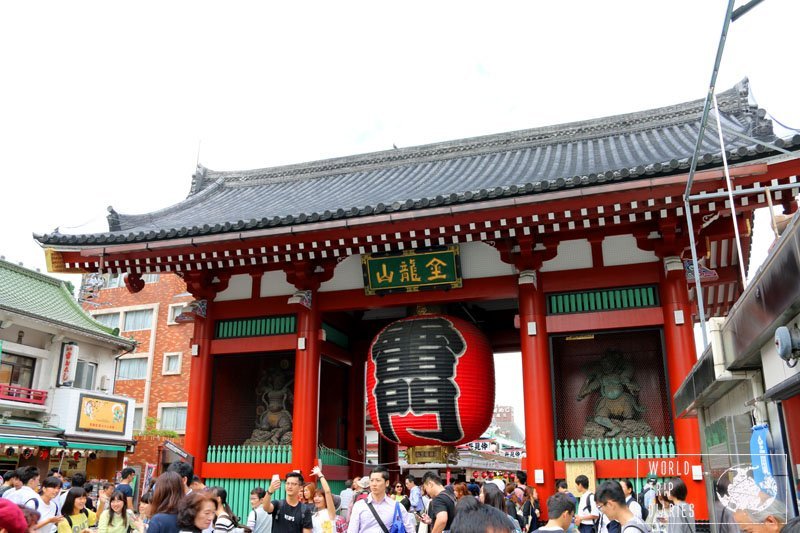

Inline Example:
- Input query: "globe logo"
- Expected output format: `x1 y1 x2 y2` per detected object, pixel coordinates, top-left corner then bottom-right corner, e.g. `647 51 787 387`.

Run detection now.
717 464 777 513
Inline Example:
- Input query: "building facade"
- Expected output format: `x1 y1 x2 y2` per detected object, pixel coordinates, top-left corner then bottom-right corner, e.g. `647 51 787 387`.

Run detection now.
37 80 800 521
80 272 194 474
0 258 136 482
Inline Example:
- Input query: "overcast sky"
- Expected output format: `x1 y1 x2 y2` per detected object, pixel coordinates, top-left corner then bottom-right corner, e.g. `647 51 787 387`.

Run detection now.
2 1 799 432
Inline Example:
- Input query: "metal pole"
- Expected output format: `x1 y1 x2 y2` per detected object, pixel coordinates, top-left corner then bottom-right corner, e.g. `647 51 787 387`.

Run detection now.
717 125 794 156
712 92 748 287
684 198 709 348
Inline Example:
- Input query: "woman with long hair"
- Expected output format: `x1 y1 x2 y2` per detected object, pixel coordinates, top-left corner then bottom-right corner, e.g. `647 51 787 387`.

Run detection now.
666 478 695 533
58 487 98 533
302 483 316 506
481 483 522 533
453 482 469 500
177 492 217 533
208 487 239 533
392 482 405 502
521 486 540 532
147 472 186 533
98 490 144 533
138 492 152 525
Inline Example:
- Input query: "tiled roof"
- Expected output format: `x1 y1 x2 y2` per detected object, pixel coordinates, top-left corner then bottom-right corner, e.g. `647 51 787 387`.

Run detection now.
0 259 135 348
35 78 800 247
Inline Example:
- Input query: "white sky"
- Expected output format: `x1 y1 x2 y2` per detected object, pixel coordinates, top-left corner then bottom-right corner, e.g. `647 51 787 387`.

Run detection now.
2 1 799 433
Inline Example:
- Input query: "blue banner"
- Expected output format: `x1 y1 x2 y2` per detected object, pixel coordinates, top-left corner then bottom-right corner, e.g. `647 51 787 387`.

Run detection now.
750 423 777 497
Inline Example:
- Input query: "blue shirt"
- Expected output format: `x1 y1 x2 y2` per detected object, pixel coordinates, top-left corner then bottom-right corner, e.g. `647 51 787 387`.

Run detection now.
149 513 179 533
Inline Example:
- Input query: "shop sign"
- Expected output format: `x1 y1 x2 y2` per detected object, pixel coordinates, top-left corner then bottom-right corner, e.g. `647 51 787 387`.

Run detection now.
58 342 79 386
361 246 462 295
76 394 127 435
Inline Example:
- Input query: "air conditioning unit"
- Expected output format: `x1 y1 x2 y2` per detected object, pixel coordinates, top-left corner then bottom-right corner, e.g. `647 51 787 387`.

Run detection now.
99 375 110 390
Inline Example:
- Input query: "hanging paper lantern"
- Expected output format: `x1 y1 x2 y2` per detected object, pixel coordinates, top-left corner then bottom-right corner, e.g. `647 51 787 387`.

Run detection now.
472 471 479 479
39 450 49 461
21 448 33 460
481 472 488 479
5 447 14 457
88 452 97 460
73 451 82 460
366 315 495 446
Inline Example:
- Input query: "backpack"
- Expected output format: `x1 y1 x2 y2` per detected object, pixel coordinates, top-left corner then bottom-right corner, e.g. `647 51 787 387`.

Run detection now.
637 488 652 522
584 493 599 531
65 508 90 527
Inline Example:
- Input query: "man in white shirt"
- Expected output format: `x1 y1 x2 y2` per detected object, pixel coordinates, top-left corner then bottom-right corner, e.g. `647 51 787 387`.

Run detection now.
538 493 577 533
0 469 23 501
595 481 650 533
574 475 599 533
7 466 40 506
32 476 64 533
247 487 273 533
620 481 642 520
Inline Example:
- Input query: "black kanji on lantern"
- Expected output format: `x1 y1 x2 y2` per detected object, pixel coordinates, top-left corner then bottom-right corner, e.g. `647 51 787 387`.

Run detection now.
371 317 466 443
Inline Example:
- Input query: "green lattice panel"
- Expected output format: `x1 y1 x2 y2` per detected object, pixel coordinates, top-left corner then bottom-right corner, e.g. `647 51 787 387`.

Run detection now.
548 286 658 315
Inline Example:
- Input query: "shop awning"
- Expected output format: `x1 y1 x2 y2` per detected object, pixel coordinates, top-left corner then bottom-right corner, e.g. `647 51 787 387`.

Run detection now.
65 441 127 452
0 435 65 448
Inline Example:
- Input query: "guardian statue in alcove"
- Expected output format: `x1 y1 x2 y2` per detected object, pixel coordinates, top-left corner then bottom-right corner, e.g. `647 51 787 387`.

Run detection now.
245 360 294 445
577 349 653 439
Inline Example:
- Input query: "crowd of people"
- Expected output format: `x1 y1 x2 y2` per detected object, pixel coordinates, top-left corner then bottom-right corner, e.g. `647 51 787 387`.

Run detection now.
0 464 794 533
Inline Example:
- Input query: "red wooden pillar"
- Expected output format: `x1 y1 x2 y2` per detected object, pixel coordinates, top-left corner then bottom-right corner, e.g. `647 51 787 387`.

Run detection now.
378 437 400 481
518 271 555 496
183 302 214 474
347 344 367 479
292 292 322 475
660 256 707 518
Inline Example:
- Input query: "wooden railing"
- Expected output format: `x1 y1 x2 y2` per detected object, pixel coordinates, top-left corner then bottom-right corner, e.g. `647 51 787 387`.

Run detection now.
0 384 47 405
557 435 675 460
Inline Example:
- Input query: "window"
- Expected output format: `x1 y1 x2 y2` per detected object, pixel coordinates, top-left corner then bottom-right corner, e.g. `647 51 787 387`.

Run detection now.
162 353 181 375
103 273 158 289
167 304 185 325
73 361 97 390
118 358 148 380
133 407 144 430
123 309 153 331
0 353 35 389
142 274 160 284
93 313 120 329
159 405 187 432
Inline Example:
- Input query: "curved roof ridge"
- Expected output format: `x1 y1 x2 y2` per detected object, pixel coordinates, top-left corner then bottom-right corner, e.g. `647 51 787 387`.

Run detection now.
0 257 65 287
190 80 755 191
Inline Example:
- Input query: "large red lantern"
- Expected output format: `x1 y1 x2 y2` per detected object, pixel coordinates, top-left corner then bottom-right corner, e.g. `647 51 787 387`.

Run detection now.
366 314 495 446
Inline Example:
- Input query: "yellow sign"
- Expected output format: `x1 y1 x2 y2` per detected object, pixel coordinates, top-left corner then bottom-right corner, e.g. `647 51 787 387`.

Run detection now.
77 394 127 435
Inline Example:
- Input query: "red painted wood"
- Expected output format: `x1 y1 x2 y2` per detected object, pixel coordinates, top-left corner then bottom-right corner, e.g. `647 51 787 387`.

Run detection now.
660 263 708 519
321 341 352 366
519 281 555 508
347 345 367 479
0 385 48 405
291 295 322 476
184 307 214 475
318 276 518 311
546 308 664 333
213 296 295 319
210 334 296 355
200 463 349 480
541 264 660 293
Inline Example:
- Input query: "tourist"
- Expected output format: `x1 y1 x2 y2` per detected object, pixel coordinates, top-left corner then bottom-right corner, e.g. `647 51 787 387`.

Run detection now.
84 484 96 512
338 480 357 521
57 474 85 509
30 476 63 533
5 468 39 507
404 476 424 516
664 479 694 533
302 484 316 510
0 471 20 498
116 469 136 509
347 478 370 520
732 500 787 533
246 488 272 533
450 497 515 533
208 487 239 533
58 487 97 533
452 483 468 501
20 506 41 533
574 476 599 533
504 484 524 531
0 498 30 533
98 490 144 533
347 466 415 533
190 478 206 493
646 493 669 533
521 486 540 532
138 492 152 526
263 472 312 533
640 476 657 521
420 472 455 533
177 492 218 533
620 481 642 521
537 493 577 533
307 467 336 533
392 483 405 503
167 463 194 496
148 472 186 533
97 483 116 516
480 482 521 533
595 481 649 533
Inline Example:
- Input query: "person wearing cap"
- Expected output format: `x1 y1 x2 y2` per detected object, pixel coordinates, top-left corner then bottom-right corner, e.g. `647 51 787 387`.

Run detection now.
0 498 29 533
641 475 657 521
